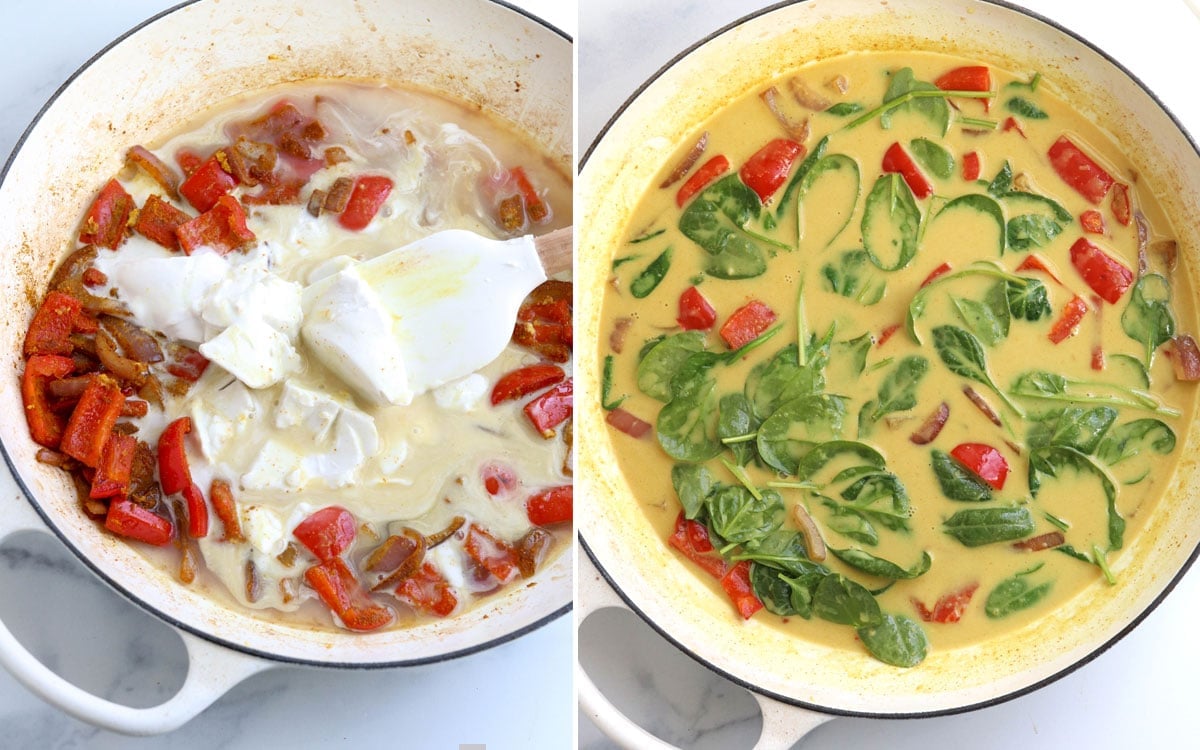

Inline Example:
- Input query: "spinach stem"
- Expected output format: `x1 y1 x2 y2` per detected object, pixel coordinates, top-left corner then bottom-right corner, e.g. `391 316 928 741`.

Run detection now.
844 89 993 130
797 279 809 367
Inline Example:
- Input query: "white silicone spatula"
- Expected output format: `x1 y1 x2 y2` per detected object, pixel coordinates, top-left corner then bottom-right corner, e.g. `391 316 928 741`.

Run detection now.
301 226 571 406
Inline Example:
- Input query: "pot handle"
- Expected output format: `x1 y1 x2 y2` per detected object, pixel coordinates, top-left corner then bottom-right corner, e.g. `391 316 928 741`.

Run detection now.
577 552 832 750
0 471 273 734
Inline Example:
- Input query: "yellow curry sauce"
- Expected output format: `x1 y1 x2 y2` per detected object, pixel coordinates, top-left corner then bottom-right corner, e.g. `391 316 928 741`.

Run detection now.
599 51 1197 666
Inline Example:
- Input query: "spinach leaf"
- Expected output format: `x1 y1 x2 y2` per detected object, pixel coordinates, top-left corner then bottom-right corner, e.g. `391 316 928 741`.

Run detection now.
862 173 922 271
1028 445 1124 549
857 614 928 668
657 373 723 463
931 325 1024 416
717 393 761 466
909 137 954 179
777 135 829 219
795 440 886 481
745 343 828 420
812 574 883 627
601 355 626 411
756 395 848 475
1009 370 1180 417
931 449 993 502
837 333 873 377
737 530 828 577
858 355 929 436
629 246 672 298
821 249 886 305
829 547 932 580
934 194 1005 257
678 174 767 279
878 67 951 135
1026 406 1118 454
1121 273 1175 366
907 263 1046 342
636 332 706 402
749 561 829 618
1005 97 1049 119
707 486 785 548
987 161 1014 196
951 282 1010 346
671 463 716 520
1096 418 1176 466
796 153 860 249
826 102 864 116
820 498 880 546
1007 214 1062 252
943 506 1035 547
628 228 665 244
1005 276 1052 321
985 565 1053 618
841 472 912 531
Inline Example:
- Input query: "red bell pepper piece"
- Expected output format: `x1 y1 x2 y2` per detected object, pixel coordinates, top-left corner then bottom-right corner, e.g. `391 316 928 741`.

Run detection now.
526 485 572 526
179 155 237 212
210 478 244 543
1110 183 1132 226
134 194 192 250
912 582 979 624
719 300 776 350
165 344 210 382
1001 117 1027 138
1048 136 1115 205
177 195 256 255
21 354 76 448
1069 237 1133 304
961 151 981 181
720 560 764 620
491 364 566 405
464 525 519 582
1080 209 1105 234
104 498 174 547
510 166 549 223
514 280 573 363
1048 295 1090 344
949 443 1009 490
293 506 357 561
60 375 124 468
89 432 137 500
23 291 82 358
524 378 573 438
395 562 458 617
78 178 134 249
1015 253 1063 286
667 512 727 580
677 286 717 330
157 417 193 495
1092 345 1106 372
305 557 395 631
876 323 902 347
881 142 933 199
739 138 805 203
920 262 952 288
182 482 209 538
337 175 393 231
605 407 653 439
676 155 729 208
935 65 991 92
480 461 520 496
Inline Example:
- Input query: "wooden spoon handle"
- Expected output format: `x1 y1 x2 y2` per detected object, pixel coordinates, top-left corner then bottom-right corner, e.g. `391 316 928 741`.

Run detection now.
533 226 573 276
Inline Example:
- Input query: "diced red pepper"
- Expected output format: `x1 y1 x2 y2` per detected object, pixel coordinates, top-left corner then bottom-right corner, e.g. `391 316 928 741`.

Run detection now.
157 417 193 496
293 506 357 561
1048 136 1115 205
881 142 933 199
961 151 981 181
510 166 549 223
165 345 210 382
605 407 653 439
395 562 457 617
89 432 136 500
337 175 393 231
491 364 565 406
1069 237 1133 304
60 375 124 468
1110 183 1132 226
677 286 717 330
877 323 902 347
182 482 209 538
305 557 394 631
1092 345 1106 371
668 512 727 579
1015 253 1063 285
912 582 979 624
526 485 572 525
513 280 573 363
21 354 75 448
134 194 192 250
524 378 573 438
739 138 805 203
464 525 519 583
210 478 244 543
949 443 1009 490
676 155 730 208
176 194 256 255
920 262 952 288
104 498 174 547
1080 209 1106 235
720 560 764 620
1002 117 1027 138
23 291 82 358
719 300 776 349
481 461 519 496
78 178 134 250
179 155 237 212
935 66 991 92
1048 295 1089 344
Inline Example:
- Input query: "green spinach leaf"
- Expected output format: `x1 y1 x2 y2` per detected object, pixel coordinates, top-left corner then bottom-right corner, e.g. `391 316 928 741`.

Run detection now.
909 137 954 178
1121 273 1175 366
931 325 1024 416
671 463 716 520
829 548 932 580
717 393 761 466
858 355 929 436
1006 214 1062 252
707 486 785 548
985 564 1053 618
1005 97 1049 119
636 332 707 402
943 506 1035 547
1096 418 1176 466
629 246 672 298
1005 276 1052 321
756 395 848 475
813 574 883 627
1026 406 1118 454
821 249 886 305
951 282 1010 346
678 174 767 279
862 173 921 271
857 614 928 667
1028 445 1124 550
934 194 1005 257
931 449 993 502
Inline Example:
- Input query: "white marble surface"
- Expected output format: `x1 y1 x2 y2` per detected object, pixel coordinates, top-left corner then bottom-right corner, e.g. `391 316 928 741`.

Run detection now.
0 1 574 747
578 1 1200 748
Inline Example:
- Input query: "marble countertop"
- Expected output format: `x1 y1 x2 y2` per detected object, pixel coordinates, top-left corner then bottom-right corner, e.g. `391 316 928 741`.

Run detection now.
0 1 574 747
578 1 1200 748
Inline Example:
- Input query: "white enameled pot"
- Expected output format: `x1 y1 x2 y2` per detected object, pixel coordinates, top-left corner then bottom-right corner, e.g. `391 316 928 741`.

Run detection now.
577 1 1200 747
0 0 571 734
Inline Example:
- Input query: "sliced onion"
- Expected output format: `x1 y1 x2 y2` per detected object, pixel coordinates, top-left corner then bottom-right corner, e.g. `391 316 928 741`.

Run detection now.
1012 531 1065 551
792 503 826 562
759 86 811 142
1151 239 1178 273
609 317 632 353
95 328 148 385
788 77 831 111
606 407 652 438
658 132 708 189
425 516 466 548
962 386 1002 426
50 246 128 317
1135 210 1151 275
1171 334 1200 381
516 527 553 578
909 402 950 445
827 74 849 94
101 315 163 364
